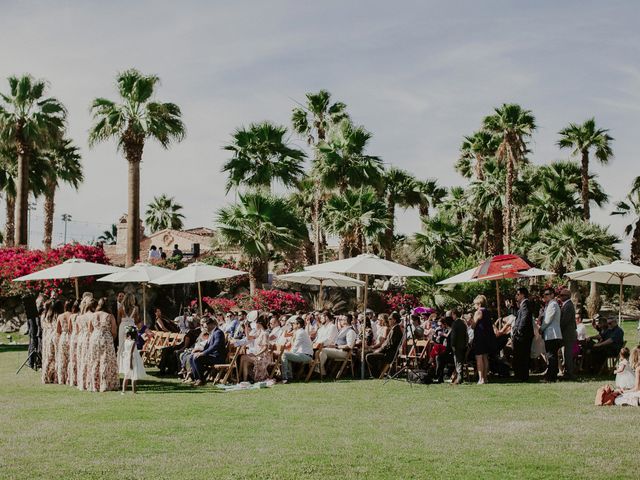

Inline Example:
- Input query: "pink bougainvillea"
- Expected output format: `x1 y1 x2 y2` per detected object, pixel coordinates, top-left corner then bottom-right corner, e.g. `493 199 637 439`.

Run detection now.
382 291 421 313
192 290 306 314
202 297 238 313
0 244 111 297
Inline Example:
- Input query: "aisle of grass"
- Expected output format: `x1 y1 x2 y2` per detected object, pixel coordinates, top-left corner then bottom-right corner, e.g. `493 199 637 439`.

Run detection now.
1 347 639 480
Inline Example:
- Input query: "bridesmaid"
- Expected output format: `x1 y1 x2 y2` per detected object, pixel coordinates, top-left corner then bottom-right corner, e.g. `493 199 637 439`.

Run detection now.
76 295 95 391
41 300 63 384
66 300 80 387
55 300 73 384
87 298 119 392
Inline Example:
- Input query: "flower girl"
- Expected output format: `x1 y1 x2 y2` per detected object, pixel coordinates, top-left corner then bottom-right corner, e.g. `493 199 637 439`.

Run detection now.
121 326 146 394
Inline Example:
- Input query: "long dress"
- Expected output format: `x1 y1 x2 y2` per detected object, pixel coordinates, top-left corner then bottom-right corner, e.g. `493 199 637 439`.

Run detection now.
76 313 90 391
87 312 119 392
41 315 57 384
121 338 146 381
55 313 71 385
472 307 496 356
67 314 79 386
117 311 137 374
251 330 271 382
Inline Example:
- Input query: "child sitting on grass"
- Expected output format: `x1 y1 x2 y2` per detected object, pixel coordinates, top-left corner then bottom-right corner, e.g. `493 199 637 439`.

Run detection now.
615 347 635 390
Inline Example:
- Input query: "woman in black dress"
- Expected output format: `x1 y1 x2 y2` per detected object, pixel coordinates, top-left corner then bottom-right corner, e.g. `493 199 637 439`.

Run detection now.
471 295 496 384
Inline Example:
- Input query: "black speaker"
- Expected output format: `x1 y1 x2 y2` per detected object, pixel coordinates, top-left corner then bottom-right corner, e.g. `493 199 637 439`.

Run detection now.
192 243 200 258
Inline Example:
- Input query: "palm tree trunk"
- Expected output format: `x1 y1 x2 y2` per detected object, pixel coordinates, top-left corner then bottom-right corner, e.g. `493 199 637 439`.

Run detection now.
502 146 515 254
631 220 640 266
492 207 504 255
127 159 141 266
383 198 395 260
580 149 590 221
4 195 15 247
313 181 321 264
43 179 56 250
248 260 267 295
15 141 29 247
586 281 601 318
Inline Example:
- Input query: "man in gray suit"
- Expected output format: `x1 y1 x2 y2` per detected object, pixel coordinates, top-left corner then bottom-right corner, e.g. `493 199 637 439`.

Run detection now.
538 288 563 382
558 288 576 380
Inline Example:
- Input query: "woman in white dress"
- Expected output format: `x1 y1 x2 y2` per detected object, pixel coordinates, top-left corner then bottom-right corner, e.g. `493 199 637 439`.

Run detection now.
121 326 146 394
117 293 139 374
615 346 640 406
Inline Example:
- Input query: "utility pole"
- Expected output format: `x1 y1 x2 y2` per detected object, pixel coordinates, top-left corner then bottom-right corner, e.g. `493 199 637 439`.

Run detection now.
61 213 72 244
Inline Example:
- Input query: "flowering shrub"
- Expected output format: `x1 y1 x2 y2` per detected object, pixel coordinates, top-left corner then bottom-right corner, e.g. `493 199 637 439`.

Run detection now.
382 291 421 313
198 254 249 291
249 289 307 313
0 244 111 297
202 297 238 313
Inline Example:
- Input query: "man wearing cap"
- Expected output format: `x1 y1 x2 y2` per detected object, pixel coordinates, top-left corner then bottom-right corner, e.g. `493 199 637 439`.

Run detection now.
558 288 576 380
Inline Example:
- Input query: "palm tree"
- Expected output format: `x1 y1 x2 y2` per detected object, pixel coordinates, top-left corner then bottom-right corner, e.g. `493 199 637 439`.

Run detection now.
611 178 640 265
456 130 500 180
0 75 67 246
216 193 307 294
98 224 118 245
222 121 305 193
41 139 83 249
557 118 613 221
291 89 348 263
414 214 472 268
89 69 185 266
322 187 388 258
145 194 185 233
414 178 446 220
316 119 384 194
482 103 536 254
529 219 619 276
468 160 505 255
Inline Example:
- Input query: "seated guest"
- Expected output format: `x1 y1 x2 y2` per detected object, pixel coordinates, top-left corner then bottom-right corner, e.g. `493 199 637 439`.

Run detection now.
189 318 226 386
318 314 357 376
314 312 338 348
406 314 424 340
153 308 177 332
175 307 196 334
179 320 209 380
614 346 640 405
239 316 271 382
304 312 318 341
589 317 624 372
369 314 389 350
366 311 403 378
269 316 287 348
615 347 636 390
281 317 314 384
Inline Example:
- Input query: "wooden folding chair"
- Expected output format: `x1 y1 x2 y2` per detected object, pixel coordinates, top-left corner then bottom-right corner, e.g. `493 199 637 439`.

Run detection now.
304 350 321 382
212 344 242 385
141 330 161 365
334 349 354 380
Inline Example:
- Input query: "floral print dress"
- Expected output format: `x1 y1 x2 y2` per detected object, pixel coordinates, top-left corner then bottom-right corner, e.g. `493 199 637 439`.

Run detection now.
76 313 90 391
41 314 57 384
87 312 119 392
67 314 79 387
55 313 71 385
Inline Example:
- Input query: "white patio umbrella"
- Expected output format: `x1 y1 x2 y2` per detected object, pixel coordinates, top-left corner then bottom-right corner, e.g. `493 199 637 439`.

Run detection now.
565 260 640 322
13 258 123 298
98 262 173 325
276 270 364 301
306 253 430 379
151 262 247 315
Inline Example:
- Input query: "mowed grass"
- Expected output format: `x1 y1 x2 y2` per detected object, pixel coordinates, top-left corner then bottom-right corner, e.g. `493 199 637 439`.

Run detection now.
1 346 639 480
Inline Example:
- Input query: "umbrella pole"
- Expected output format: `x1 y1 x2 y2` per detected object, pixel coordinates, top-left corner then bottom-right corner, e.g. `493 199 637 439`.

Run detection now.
143 283 147 326
198 282 203 316
361 274 369 380
319 280 324 308
619 277 623 324
74 278 79 300
496 280 502 320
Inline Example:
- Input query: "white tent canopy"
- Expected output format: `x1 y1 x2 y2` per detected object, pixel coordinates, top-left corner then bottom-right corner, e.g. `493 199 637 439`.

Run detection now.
565 260 640 321
13 258 123 298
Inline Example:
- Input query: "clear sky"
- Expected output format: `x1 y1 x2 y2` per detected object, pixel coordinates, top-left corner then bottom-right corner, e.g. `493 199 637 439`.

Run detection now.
1 1 638 256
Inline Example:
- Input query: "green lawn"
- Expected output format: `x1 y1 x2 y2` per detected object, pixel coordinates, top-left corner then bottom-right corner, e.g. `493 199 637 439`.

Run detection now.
1 345 639 480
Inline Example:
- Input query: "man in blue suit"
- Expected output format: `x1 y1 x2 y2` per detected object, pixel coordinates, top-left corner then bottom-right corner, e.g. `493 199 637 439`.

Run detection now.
190 318 226 386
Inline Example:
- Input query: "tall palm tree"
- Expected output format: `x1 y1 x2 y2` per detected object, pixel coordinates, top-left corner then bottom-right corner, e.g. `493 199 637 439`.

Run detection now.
414 178 446 219
222 121 305 193
89 69 185 266
456 130 500 180
145 194 185 233
98 224 118 245
41 139 83 249
381 168 421 260
414 214 472 268
468 160 505 255
529 219 619 276
316 119 384 194
322 187 388 258
611 178 640 265
557 118 613 221
216 193 307 294
291 89 348 263
482 103 536 254
0 75 67 246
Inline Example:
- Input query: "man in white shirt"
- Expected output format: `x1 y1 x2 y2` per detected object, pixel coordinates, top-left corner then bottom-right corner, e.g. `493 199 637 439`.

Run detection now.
575 314 587 341
318 314 357 376
148 245 161 260
281 317 314 384
268 316 286 346
314 312 338 348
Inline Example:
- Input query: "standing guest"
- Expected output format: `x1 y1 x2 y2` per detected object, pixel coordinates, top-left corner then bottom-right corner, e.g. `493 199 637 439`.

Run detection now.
281 317 314 384
121 326 146 394
448 309 468 385
435 317 454 383
158 247 167 260
239 316 271 382
190 318 226 386
87 298 119 392
148 245 160 260
67 301 80 387
118 293 139 374
22 293 41 369
558 288 576 380
470 295 496 385
318 314 358 376
41 300 61 384
365 312 403 378
538 288 563 382
511 287 533 382
55 300 74 385
171 244 183 258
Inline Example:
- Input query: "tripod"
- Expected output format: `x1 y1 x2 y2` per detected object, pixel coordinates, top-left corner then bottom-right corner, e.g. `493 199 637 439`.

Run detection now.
383 319 420 386
16 349 41 375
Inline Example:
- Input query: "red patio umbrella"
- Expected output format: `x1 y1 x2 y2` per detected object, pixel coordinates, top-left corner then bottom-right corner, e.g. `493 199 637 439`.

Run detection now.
473 254 532 317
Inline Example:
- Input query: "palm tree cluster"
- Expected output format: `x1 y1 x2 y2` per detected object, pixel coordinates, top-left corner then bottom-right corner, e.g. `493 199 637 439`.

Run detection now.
0 75 82 250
